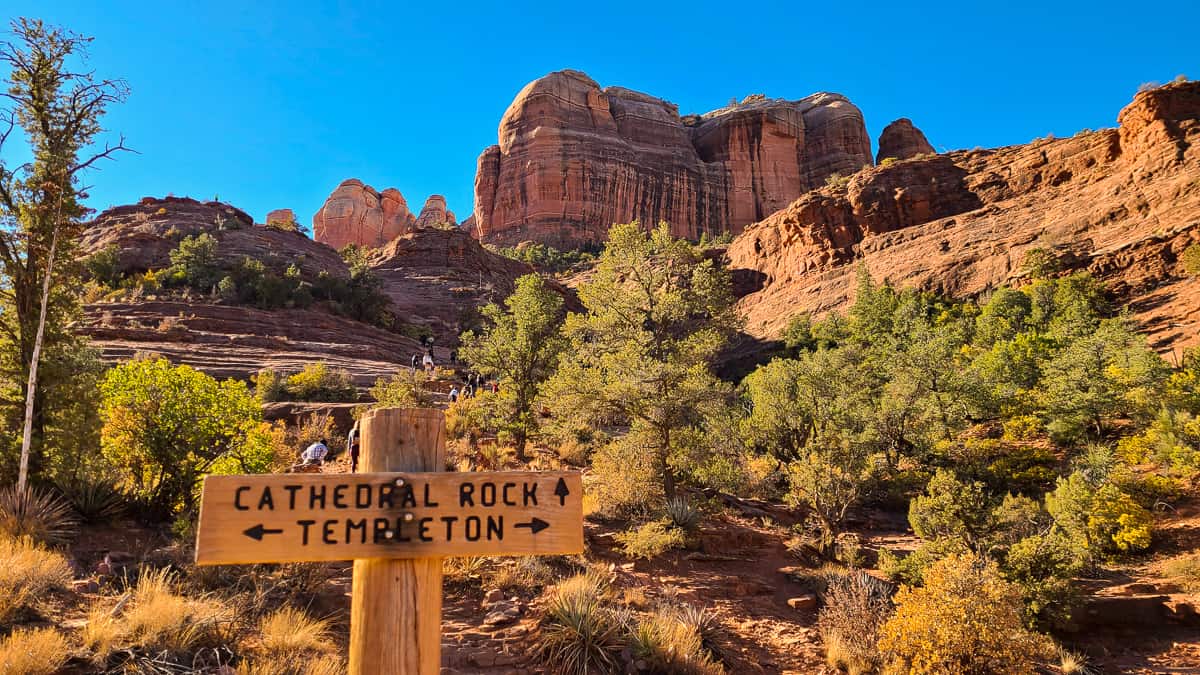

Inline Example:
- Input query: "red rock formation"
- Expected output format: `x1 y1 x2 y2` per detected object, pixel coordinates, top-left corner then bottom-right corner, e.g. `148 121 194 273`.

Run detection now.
369 227 578 341
413 195 457 229
472 70 872 248
728 81 1200 354
312 179 416 249
265 208 298 227
876 118 935 163
81 197 347 283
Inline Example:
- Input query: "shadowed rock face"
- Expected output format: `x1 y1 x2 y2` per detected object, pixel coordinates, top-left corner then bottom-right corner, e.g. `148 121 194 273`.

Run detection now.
728 80 1200 354
876 118 935 163
472 70 873 248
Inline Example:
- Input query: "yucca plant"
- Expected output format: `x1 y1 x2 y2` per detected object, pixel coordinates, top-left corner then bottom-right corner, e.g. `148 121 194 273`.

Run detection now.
664 496 702 532
55 477 127 523
538 573 622 675
0 486 79 546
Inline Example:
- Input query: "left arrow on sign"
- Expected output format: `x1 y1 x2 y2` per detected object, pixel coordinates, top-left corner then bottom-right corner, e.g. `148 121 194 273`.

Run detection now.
243 524 284 541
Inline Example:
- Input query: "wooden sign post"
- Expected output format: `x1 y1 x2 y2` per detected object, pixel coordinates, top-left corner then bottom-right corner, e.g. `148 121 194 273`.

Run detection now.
194 407 584 675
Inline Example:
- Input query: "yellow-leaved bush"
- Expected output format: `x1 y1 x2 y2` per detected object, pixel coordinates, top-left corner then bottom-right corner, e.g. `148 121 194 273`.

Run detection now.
878 553 1051 674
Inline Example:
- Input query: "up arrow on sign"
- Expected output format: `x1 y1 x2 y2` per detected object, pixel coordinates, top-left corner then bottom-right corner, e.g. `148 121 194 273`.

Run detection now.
194 407 585 675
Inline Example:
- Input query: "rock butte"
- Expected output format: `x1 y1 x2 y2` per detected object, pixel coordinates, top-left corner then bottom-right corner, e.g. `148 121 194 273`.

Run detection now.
876 118 935 163
727 80 1200 355
312 179 460 249
472 69 873 248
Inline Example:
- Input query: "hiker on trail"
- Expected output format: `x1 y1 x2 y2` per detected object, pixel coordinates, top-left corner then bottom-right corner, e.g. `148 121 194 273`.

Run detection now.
411 353 419 371
490 380 499 394
347 423 361 473
302 438 329 466
449 349 457 365
449 386 459 403
422 352 434 373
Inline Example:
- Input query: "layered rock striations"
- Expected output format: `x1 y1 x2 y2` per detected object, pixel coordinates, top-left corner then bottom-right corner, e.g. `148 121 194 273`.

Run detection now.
472 70 873 248
728 80 1200 353
876 118 935 163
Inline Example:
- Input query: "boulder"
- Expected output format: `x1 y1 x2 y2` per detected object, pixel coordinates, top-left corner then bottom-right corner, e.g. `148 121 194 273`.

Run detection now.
472 70 872 248
876 118 935 163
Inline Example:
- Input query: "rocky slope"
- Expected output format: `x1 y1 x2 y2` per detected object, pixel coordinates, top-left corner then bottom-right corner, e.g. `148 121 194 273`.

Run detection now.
77 197 567 383
727 80 1200 354
368 226 577 342
472 70 872 248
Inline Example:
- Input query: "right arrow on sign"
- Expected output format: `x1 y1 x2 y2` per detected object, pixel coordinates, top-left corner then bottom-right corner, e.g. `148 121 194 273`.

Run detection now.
514 517 550 535
554 478 570 506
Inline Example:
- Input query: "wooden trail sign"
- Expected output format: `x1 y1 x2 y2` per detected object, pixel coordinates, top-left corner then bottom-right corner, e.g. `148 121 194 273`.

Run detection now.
193 407 585 675
195 470 583 564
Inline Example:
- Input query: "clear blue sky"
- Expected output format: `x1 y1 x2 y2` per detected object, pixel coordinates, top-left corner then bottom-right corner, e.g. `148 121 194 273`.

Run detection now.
3 1 1195 228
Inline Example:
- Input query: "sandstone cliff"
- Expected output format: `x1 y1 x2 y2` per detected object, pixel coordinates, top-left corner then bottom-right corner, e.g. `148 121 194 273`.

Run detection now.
472 70 872 248
876 118 935 163
728 80 1200 354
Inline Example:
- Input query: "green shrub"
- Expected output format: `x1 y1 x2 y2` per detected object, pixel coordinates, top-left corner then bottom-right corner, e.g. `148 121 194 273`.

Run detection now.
253 368 286 402
614 520 686 560
1181 243 1200 275
370 370 434 408
588 433 663 519
85 244 123 287
1045 471 1153 557
825 172 850 189
100 356 264 516
0 487 78 547
1163 552 1200 593
999 531 1083 629
908 469 993 549
167 233 221 289
285 362 356 402
879 156 899 167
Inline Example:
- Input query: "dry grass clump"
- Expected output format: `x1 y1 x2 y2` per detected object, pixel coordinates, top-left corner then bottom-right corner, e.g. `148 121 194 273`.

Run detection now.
628 607 724 674
0 627 70 675
0 486 79 546
817 571 892 675
255 606 334 657
0 535 73 626
83 567 232 665
1163 552 1200 593
237 656 345 675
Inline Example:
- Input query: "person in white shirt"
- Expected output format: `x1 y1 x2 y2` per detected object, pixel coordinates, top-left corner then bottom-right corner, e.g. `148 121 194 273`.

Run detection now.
302 438 329 465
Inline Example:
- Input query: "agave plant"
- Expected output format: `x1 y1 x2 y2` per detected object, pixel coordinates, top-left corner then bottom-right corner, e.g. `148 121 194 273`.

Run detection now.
0 486 79 546
664 496 702 532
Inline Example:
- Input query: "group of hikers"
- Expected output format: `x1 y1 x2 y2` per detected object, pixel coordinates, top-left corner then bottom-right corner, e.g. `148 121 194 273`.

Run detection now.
449 371 496 403
296 341 497 471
